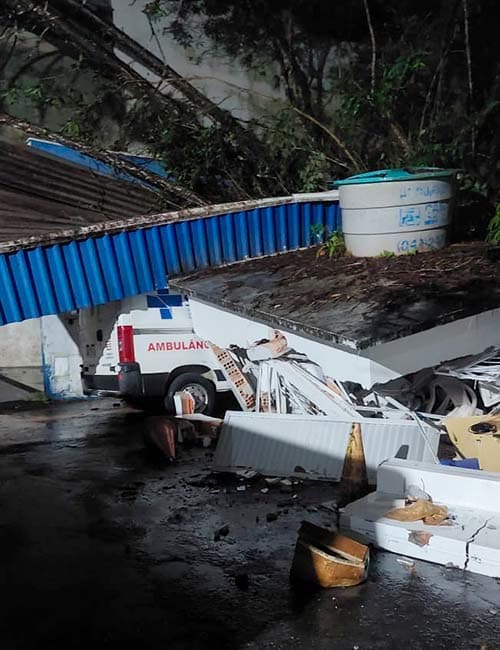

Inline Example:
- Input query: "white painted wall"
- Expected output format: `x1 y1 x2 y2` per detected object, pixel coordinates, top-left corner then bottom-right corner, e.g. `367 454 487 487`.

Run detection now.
0 319 42 367
188 298 500 388
363 307 500 376
111 0 283 123
40 314 83 399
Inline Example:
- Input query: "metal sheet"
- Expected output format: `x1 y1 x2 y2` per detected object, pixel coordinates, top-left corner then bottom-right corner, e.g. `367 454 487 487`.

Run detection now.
215 412 351 481
0 198 340 325
0 143 165 244
214 412 440 483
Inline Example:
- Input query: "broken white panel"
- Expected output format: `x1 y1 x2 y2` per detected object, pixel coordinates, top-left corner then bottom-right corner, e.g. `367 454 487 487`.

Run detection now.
436 347 500 383
267 359 360 418
214 412 440 483
340 459 500 578
424 376 479 417
479 382 500 408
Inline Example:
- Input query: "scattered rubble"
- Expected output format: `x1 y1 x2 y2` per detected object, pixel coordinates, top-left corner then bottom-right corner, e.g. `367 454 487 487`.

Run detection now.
214 524 230 541
143 416 181 461
173 390 195 415
142 338 500 584
338 422 369 505
143 414 222 461
408 531 433 547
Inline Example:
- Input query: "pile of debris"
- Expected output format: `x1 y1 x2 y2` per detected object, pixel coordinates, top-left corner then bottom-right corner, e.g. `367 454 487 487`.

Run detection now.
145 341 500 583
209 335 500 474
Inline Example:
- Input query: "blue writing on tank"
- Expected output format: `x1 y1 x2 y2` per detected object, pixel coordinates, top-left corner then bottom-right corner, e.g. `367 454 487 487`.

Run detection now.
424 202 448 226
414 184 448 199
399 207 421 227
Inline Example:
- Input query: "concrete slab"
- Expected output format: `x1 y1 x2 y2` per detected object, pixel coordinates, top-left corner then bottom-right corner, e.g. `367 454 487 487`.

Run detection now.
172 242 500 351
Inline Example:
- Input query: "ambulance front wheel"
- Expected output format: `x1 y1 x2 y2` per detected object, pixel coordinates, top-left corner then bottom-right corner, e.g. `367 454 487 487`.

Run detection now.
164 373 216 415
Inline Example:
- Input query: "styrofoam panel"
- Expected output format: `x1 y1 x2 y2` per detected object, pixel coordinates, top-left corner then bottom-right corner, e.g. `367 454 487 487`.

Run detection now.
340 459 500 578
377 459 500 511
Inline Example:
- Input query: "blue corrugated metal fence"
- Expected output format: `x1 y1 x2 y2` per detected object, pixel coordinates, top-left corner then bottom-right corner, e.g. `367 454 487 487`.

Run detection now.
0 201 340 326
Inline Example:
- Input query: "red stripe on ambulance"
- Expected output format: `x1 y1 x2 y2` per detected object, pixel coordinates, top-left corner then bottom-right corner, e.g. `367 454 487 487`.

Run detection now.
147 341 210 352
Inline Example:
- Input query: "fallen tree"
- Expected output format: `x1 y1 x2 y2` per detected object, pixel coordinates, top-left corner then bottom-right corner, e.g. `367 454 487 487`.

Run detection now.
0 0 291 201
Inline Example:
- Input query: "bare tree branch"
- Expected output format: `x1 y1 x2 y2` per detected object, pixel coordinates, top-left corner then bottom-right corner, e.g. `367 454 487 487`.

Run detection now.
290 105 363 172
363 0 377 97
158 74 363 172
462 0 473 100
462 0 475 154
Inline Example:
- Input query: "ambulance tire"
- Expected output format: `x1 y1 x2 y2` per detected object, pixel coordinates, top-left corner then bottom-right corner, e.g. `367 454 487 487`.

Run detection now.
164 373 216 415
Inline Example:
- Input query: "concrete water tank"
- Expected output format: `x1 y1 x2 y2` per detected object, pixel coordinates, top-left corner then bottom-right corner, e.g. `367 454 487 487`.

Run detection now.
335 168 457 257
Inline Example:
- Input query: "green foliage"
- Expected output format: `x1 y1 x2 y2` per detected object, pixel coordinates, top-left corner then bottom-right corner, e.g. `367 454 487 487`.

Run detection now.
299 151 329 192
378 250 396 258
373 53 426 113
1 82 54 110
0 84 21 105
310 225 345 255
62 118 81 138
3 0 500 218
487 204 500 243
317 230 345 258
144 1 171 20
459 174 489 199
310 223 324 243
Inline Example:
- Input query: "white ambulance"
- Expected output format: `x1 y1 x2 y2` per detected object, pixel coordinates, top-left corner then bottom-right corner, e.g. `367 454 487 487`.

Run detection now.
79 290 229 414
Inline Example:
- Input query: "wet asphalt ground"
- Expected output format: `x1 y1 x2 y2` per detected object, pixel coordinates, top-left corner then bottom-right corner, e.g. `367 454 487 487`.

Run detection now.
0 399 499 650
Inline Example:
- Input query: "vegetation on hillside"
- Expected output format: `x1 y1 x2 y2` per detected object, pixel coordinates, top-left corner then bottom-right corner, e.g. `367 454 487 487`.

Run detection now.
0 0 499 229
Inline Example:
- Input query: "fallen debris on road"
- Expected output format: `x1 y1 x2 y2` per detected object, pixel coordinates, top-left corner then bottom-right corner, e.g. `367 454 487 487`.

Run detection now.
173 390 196 415
144 414 222 460
338 422 369 505
340 458 500 578
214 411 439 483
290 521 369 588
143 416 183 461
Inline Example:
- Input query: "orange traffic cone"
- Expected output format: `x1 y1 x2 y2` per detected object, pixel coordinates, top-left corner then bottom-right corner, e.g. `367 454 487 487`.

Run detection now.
338 422 369 506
